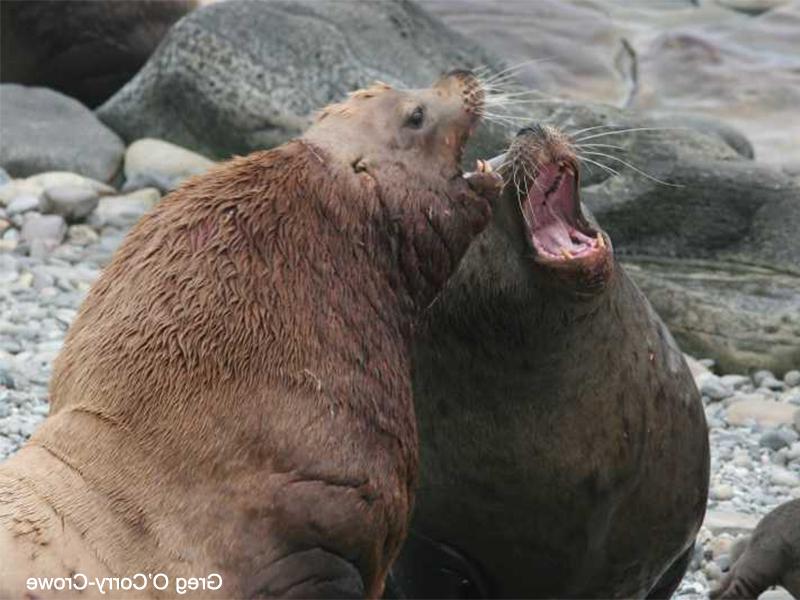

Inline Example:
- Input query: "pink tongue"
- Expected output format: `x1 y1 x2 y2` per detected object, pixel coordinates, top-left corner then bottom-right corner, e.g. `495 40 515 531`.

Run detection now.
536 218 573 251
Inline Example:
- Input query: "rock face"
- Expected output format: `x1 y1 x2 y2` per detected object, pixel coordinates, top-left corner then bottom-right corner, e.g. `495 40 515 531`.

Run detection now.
624 260 800 374
0 0 197 108
97 0 505 162
0 85 124 182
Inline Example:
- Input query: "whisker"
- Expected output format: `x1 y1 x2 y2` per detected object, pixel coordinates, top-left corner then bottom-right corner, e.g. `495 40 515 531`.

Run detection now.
574 126 690 143
566 123 622 138
574 142 627 151
580 151 682 187
576 155 621 178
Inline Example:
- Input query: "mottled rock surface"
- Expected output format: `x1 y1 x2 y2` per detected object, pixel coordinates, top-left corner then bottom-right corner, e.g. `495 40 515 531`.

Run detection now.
97 0 507 163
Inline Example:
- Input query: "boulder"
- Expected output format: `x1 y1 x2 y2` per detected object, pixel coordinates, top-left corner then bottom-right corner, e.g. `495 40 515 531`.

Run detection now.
0 85 124 182
624 259 800 374
96 0 506 163
0 0 197 108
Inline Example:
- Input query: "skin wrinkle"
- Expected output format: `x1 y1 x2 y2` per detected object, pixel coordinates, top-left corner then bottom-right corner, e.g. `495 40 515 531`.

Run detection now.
0 73 498 599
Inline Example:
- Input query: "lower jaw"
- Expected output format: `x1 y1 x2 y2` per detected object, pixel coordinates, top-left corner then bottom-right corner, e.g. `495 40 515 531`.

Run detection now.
529 245 615 298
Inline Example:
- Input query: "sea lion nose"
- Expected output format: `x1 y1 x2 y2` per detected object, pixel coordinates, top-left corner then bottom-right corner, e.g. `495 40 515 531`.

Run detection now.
439 69 483 115
516 124 547 138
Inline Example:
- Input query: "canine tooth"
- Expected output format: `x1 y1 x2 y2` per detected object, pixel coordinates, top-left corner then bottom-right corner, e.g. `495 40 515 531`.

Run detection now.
476 159 486 173
560 248 574 260
597 232 605 248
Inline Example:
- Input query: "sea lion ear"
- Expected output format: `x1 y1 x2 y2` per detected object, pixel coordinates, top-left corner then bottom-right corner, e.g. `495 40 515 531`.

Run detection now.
351 157 369 174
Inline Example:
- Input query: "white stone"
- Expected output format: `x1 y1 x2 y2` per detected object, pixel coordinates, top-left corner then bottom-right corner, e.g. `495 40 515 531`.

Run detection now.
704 509 760 535
124 138 215 192
726 398 797 428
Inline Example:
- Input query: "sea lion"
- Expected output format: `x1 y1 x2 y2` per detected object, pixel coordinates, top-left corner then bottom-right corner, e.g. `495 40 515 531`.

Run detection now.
711 499 800 599
0 71 499 599
390 124 710 598
0 0 196 107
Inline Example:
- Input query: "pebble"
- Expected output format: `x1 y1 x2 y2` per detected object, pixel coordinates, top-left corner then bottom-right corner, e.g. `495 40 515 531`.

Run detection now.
700 374 734 401
758 589 795 600
715 553 732 572
702 561 723 581
704 509 760 535
66 224 100 247
40 185 99 222
759 429 798 451
20 213 67 258
753 370 776 388
711 483 735 500
123 138 215 193
5 194 41 216
784 370 800 388
90 188 160 228
725 398 797 428
759 376 785 391
721 374 752 390
769 467 800 487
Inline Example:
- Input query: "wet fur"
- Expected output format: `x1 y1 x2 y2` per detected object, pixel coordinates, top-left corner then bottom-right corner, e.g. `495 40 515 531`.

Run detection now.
0 135 490 598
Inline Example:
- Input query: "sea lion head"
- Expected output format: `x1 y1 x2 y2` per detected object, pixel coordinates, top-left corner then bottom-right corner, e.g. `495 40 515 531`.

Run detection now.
497 123 614 297
306 70 484 180
301 70 499 305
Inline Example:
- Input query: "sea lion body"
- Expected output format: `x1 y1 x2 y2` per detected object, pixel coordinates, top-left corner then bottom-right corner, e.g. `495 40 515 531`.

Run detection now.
0 72 498 599
711 499 800 599
392 125 709 598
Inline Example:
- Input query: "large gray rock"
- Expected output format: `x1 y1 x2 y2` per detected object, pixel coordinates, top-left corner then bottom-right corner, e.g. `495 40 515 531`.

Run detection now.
624 259 800 374
97 0 506 162
0 85 124 182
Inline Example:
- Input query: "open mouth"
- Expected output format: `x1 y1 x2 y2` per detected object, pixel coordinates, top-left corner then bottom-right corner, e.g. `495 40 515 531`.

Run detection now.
516 160 606 265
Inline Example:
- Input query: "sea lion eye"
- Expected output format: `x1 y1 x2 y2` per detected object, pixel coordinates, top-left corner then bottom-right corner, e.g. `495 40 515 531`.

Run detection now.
406 105 425 129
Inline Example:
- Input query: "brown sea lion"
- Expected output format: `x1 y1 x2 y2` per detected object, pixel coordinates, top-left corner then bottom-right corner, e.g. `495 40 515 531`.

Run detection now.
0 0 197 108
0 71 500 599
390 124 710 598
711 499 800 599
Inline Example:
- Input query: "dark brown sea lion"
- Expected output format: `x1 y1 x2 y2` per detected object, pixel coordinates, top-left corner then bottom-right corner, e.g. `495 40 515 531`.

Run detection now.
0 0 196 107
711 499 800 599
390 124 710 598
0 71 499 599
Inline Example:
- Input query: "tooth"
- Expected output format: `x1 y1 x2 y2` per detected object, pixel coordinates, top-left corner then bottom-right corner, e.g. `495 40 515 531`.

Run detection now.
560 248 574 260
476 159 486 173
484 160 493 173
596 232 605 248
